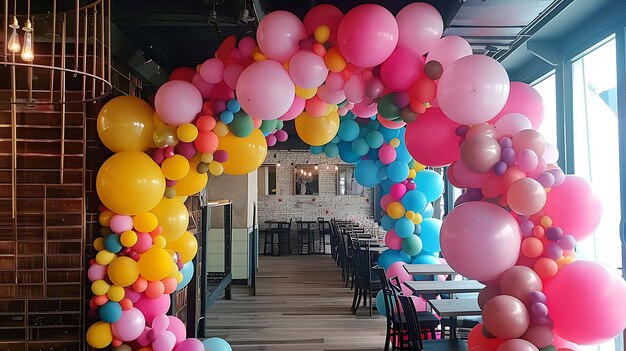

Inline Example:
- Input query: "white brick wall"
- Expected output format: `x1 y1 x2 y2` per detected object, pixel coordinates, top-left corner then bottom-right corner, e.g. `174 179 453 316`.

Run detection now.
258 150 374 222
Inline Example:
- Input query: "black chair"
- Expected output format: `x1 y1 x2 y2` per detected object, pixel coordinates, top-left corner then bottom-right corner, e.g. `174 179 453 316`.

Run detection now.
350 241 381 316
390 277 440 341
374 267 404 351
317 217 331 254
330 219 339 261
397 296 468 351
296 220 315 255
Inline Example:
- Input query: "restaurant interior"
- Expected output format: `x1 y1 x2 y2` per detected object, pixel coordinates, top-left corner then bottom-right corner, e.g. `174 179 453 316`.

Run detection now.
1 0 626 350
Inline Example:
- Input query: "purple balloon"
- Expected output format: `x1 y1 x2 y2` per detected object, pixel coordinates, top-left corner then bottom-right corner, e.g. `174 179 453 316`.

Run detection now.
165 179 177 187
499 136 513 149
175 142 198 159
531 302 549 317
493 161 508 176
213 150 228 163
365 77 385 99
275 129 288 142
395 91 410 108
536 172 555 188
547 168 566 187
466 188 483 201
545 242 564 260
455 125 469 137
501 147 516 165
530 291 547 304
454 193 470 207
152 148 165 165
545 226 563 241
520 220 534 237
558 234 576 250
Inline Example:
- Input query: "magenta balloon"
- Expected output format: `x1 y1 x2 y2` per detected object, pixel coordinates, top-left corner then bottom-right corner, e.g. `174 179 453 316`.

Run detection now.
278 96 305 121
426 35 472 69
460 135 502 174
236 60 295 120
490 82 544 129
380 194 393 209
176 338 205 351
494 113 532 138
544 260 626 345
379 144 397 165
405 108 461 167
238 37 257 57
337 4 398 68
507 178 547 216
499 266 542 305
317 85 346 105
437 55 510 125
155 80 203 126
303 4 343 38
134 294 171 324
396 2 443 55
478 283 502 309
223 64 244 90
111 307 146 341
256 11 306 62
380 47 425 91
440 201 521 281
452 160 489 188
390 183 407 200
483 295 530 339
522 326 554 348
543 176 602 241
199 58 224 84
385 230 403 250
275 130 288 142
496 339 538 351
289 51 329 89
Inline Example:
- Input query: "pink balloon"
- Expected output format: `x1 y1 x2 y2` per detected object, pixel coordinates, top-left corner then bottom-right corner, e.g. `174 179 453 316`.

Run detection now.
152 314 170 332
303 4 343 40
494 113 532 138
167 316 186 345
317 85 346 105
496 339 538 351
191 73 214 100
344 75 365 104
257 11 306 62
134 294 171 324
517 149 539 173
543 143 559 164
553 334 580 350
544 261 626 345
483 295 530 339
437 55 510 125
110 214 133 233
169 67 195 83
386 262 413 283
405 108 461 167
175 338 205 351
236 60 295 120
513 129 545 156
289 51 329 89
155 81 203 126
380 46 425 91
132 233 153 254
440 201 521 281
266 134 277 147
396 2 443 55
522 326 554 348
378 144 397 165
426 35 472 69
275 130 288 142
209 81 235 102
490 82 544 129
305 95 327 117
326 72 346 91
278 96 305 121
88 264 107 282
380 194 393 209
199 58 224 84
337 4 398 68
111 307 146 342
222 64 244 91
124 287 141 303
507 178 546 216
384 230 403 250
351 99 378 118
452 160 489 188
543 175 602 241
153 331 176 351
378 116 406 129
238 37 256 57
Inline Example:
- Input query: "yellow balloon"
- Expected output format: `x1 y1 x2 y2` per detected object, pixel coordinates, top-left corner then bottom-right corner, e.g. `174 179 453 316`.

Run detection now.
390 138 400 148
96 250 116 266
408 169 417 179
149 197 189 242
99 210 114 227
133 212 158 233
387 202 406 219
174 196 188 204
87 321 113 349
213 121 229 137
107 285 125 302
405 210 416 220
295 86 317 99
314 25 331 44
295 110 340 146
153 111 166 128
120 230 138 247
138 247 172 281
176 123 199 143
97 96 155 152
219 129 267 175
108 256 139 287
412 160 426 172
208 161 224 176
154 235 167 249
412 213 423 225
91 279 110 296
166 231 198 263
175 271 183 284
161 155 190 181
173 162 208 196
93 237 104 251
200 153 214 163
96 151 165 215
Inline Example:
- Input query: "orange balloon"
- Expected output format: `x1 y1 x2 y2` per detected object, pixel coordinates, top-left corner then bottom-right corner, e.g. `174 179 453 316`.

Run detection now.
521 237 543 258
534 258 558 279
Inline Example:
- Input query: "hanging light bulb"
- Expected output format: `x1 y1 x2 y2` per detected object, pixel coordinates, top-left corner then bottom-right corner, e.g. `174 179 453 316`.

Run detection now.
277 162 281 167
20 19 34 62
8 16 20 53
314 165 318 170
335 165 339 171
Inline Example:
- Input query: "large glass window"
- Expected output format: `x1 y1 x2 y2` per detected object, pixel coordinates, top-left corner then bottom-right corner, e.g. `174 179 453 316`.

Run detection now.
533 73 558 147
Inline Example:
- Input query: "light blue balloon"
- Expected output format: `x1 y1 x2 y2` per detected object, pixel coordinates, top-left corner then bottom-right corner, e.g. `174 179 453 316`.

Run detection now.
401 190 427 213
414 170 445 202
411 253 441 265
413 224 422 235
226 99 241 113
325 143 339 158
310 145 324 154
368 120 380 130
376 290 388 317
395 218 415 238
381 178 395 193
351 138 370 156
354 159 381 187
387 161 409 182
420 203 434 219
400 251 413 263
394 129 413 164
378 167 388 181
220 110 235 124
381 214 396 231
366 130 384 148
338 141 361 163
338 119 360 141
176 261 194 291
202 337 233 351
420 218 442 253
99 301 122 323
379 125 400 142
378 249 403 270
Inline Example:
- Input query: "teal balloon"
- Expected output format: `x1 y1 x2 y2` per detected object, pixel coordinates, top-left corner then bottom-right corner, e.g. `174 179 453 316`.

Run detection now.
331 135 340 144
359 125 369 138
202 337 232 351
354 159 381 187
351 138 369 156
376 290 389 317
394 129 413 164
381 178 395 193
104 234 122 254
377 93 401 119
378 167 388 181
338 141 361 163
420 218 442 253
324 143 339 158
414 170 444 202
229 111 254 137
401 234 423 256
381 214 396 231
368 147 380 161
400 251 413 263
310 145 324 154
259 119 278 136
338 119 360 141
99 301 122 323
387 161 409 182
366 130 384 148
176 261 194 290
420 203 434 219
275 120 284 130
378 249 403 270
379 125 400 142
395 218 415 238
401 190 428 213
368 120 380 130
220 110 234 124
226 99 241 113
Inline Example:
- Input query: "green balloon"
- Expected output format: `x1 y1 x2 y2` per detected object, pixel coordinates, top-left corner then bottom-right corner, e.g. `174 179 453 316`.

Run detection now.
401 234 423 256
377 93 401 119
275 120 284 130
539 346 557 351
260 119 278 135
229 111 254 138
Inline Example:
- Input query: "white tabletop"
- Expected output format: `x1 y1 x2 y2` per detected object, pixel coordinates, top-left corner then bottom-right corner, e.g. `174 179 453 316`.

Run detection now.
428 299 482 317
404 280 485 295
403 264 456 276
368 246 388 253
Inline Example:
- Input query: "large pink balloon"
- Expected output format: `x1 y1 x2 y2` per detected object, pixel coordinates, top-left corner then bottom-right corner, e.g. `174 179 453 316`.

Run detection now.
543 175 602 241
426 36 472 69
437 55 510 125
236 60 295 120
496 339 538 351
380 47 425 91
494 113 532 139
303 4 343 39
396 2 443 55
337 4 398 68
134 294 171 324
111 307 146 341
483 295 530 339
405 108 461 167
490 82 544 129
289 51 329 89
278 96 305 121
544 261 626 345
154 80 203 126
440 201 521 281
257 11 306 62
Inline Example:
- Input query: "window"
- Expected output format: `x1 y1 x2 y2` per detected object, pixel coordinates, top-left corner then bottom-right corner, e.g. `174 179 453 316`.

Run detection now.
258 165 277 195
337 165 365 196
293 165 319 195
533 73 558 147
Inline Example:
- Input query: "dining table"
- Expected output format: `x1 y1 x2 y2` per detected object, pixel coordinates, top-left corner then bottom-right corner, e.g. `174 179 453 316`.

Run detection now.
403 264 457 276
403 280 485 295
427 298 482 339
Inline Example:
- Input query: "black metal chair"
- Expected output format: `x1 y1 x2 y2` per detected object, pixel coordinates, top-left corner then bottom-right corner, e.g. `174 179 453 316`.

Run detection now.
375 267 404 351
390 277 440 341
317 217 331 254
350 241 380 316
296 220 315 255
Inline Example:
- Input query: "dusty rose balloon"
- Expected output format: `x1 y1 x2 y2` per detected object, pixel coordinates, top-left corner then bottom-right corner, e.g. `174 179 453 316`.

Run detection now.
236 60 295 120
289 51 329 89
303 4 343 38
380 47 425 91
155 81 203 126
478 284 502 309
460 135 502 174
438 55 510 125
465 123 497 140
507 178 546 216
191 73 214 100
199 58 224 84
483 295 530 339
499 266 542 305
440 201 521 281
426 35 472 69
513 129 545 156
452 160 489 188
257 11 306 62
496 339 538 351
522 326 554 348
495 113 532 138
317 85 346 105
237 37 257 57
365 77 385 99
490 82 544 129
344 75 365 103
396 2 443 55
351 99 378 118
405 108 461 167
326 72 346 91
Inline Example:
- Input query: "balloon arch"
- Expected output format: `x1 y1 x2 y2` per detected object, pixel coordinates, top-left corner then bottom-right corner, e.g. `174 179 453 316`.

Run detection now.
89 3 626 351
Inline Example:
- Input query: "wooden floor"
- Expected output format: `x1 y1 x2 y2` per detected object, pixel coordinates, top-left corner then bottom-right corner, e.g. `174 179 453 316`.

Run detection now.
204 255 387 351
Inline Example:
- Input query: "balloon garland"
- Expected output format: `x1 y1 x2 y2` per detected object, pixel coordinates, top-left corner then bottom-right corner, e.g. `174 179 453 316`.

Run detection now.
88 2 626 350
